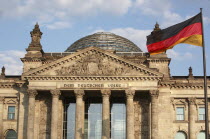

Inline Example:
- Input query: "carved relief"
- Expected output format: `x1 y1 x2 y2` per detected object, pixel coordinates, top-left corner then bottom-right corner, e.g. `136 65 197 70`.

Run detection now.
50 89 61 97
74 90 85 98
149 90 159 99
101 89 111 97
38 93 52 139
55 54 138 76
188 97 196 105
27 89 38 98
125 89 135 99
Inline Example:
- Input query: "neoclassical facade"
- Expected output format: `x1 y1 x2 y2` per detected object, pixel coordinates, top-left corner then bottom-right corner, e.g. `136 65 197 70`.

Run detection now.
0 23 209 139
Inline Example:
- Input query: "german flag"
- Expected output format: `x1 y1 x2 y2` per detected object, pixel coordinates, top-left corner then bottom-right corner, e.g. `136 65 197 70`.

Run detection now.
147 13 202 55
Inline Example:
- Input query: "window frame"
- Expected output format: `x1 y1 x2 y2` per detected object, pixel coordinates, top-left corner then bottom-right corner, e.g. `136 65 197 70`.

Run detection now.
198 106 205 121
176 107 185 121
7 106 16 120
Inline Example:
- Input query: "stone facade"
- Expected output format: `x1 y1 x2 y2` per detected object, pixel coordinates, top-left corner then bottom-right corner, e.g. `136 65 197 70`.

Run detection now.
0 24 210 139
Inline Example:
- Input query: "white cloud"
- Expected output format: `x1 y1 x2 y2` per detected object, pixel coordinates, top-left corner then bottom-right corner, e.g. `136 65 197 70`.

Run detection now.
167 49 193 60
46 21 71 30
0 0 132 25
134 0 185 28
134 0 171 16
92 27 151 52
0 50 25 75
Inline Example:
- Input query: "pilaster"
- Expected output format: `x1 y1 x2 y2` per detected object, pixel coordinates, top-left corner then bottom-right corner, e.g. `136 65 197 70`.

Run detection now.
188 97 196 139
150 90 159 139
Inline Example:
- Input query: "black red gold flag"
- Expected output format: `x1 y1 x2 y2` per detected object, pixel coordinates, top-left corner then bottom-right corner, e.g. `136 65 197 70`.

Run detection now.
147 13 202 55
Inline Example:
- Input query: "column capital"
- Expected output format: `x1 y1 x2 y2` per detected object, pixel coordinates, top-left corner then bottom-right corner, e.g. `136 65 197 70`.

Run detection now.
149 90 159 98
50 89 61 97
101 89 111 97
74 90 85 98
125 89 135 99
188 97 196 105
27 89 38 98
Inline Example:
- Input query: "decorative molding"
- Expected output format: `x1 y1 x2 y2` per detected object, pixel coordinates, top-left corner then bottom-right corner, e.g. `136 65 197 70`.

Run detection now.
159 81 210 89
101 89 111 97
149 90 159 98
27 89 38 98
125 89 135 99
188 97 196 105
74 90 85 98
23 76 161 81
0 83 15 88
171 98 187 110
3 98 18 105
50 89 61 97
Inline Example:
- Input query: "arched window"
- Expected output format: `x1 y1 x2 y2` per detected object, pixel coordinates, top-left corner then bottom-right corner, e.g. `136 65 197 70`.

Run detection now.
175 131 187 139
5 129 17 139
197 131 205 139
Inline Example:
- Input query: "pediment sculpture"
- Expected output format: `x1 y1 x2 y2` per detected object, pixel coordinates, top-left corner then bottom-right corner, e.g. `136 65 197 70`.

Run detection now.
55 54 132 76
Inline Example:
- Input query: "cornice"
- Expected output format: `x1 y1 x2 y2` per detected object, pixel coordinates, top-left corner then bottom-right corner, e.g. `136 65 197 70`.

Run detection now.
147 58 171 63
0 82 15 88
159 81 210 89
22 76 162 81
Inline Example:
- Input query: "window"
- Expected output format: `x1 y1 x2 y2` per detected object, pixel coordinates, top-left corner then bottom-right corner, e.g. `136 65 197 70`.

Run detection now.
198 107 205 120
175 131 187 139
63 98 76 139
5 129 17 139
176 107 184 120
84 98 102 139
111 98 126 139
197 131 205 139
8 106 15 120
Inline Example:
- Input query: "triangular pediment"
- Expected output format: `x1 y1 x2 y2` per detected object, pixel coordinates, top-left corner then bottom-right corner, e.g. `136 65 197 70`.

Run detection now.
23 47 163 77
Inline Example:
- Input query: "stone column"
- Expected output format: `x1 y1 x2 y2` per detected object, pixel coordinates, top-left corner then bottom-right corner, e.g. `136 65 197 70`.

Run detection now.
50 89 61 139
101 89 111 139
27 89 38 139
74 90 85 139
0 97 4 139
125 89 135 139
150 90 159 139
188 97 196 139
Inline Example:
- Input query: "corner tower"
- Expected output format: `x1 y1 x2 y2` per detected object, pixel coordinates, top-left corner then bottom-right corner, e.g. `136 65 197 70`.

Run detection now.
21 23 44 73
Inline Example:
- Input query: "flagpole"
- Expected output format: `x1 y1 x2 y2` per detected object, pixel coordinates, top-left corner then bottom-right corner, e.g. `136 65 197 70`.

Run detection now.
200 8 209 139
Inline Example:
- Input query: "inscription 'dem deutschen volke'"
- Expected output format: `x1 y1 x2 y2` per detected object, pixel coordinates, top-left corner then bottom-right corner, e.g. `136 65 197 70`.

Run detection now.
61 83 127 88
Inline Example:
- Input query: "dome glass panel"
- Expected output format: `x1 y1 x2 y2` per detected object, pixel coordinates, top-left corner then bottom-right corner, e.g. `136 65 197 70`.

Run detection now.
65 32 142 52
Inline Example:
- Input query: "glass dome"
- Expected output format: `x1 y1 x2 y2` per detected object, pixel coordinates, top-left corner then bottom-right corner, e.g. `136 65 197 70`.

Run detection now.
65 32 142 52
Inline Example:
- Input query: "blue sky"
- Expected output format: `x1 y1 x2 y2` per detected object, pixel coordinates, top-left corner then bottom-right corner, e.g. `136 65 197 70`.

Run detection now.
0 0 210 76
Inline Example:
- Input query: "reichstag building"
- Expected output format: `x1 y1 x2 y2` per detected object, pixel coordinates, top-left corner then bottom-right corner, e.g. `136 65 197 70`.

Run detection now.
0 23 209 139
